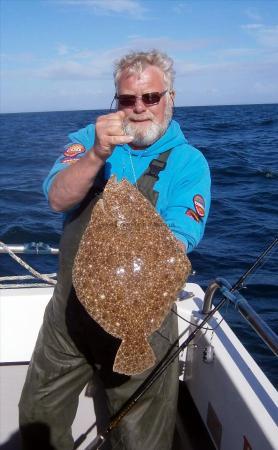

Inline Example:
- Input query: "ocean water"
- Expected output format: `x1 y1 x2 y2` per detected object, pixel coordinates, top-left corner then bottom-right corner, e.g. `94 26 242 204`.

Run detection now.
0 104 277 386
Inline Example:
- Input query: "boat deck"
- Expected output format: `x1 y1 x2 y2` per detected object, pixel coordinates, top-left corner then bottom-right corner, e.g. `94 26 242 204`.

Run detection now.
1 284 277 450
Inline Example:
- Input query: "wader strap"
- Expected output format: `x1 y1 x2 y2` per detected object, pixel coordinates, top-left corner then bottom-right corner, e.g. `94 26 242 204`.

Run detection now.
135 149 172 207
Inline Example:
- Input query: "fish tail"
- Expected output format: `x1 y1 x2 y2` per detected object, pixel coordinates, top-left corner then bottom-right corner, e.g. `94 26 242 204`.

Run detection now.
113 337 156 375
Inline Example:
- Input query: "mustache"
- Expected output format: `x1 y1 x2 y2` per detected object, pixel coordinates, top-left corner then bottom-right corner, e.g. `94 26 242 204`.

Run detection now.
124 113 154 122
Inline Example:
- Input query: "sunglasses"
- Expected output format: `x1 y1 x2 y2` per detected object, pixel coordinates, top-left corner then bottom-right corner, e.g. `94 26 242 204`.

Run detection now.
115 90 168 107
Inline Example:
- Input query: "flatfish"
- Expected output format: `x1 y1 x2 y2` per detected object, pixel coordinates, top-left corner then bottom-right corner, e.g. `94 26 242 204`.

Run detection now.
72 176 191 375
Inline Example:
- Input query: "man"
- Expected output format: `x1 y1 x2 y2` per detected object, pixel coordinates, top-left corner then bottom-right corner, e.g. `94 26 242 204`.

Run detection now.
19 50 211 450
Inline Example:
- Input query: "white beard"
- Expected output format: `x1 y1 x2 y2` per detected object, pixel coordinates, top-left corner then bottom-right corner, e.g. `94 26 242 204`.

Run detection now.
123 101 173 147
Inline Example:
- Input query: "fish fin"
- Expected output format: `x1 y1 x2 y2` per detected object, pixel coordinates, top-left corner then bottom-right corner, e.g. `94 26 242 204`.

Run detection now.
97 198 105 212
113 337 156 375
109 175 118 184
97 198 112 218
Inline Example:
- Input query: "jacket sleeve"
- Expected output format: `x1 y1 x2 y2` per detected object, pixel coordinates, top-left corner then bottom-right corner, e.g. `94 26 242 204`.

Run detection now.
162 151 211 253
42 125 95 199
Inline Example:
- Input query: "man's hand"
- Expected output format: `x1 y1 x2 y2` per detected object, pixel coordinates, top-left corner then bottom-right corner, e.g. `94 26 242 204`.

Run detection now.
92 110 134 161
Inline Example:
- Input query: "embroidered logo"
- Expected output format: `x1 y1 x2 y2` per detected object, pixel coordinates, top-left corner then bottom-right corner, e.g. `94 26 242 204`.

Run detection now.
186 195 206 222
61 157 79 165
63 143 85 158
193 194 205 218
186 209 201 222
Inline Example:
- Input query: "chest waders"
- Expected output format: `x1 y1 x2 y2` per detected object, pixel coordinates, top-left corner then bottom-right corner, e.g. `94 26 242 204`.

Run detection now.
19 150 180 450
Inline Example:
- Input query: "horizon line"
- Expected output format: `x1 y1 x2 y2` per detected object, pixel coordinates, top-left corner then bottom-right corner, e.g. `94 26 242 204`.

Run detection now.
1 101 277 115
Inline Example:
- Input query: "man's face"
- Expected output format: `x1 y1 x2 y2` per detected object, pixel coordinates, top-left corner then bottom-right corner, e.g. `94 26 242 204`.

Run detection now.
117 65 173 148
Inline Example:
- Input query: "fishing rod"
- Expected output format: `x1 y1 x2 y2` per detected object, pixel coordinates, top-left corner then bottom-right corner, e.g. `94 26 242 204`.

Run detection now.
75 236 278 450
229 235 278 292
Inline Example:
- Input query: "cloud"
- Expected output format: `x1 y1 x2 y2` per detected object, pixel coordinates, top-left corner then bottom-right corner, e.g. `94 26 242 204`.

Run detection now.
174 56 278 92
55 44 95 59
56 44 76 56
244 7 262 22
242 23 278 48
253 81 278 95
257 25 278 48
212 46 276 61
63 0 147 18
173 55 278 107
24 36 212 82
4 27 278 84
196 58 275 75
32 46 129 81
1 52 37 64
35 59 110 80
128 36 211 52
242 23 263 30
172 2 192 15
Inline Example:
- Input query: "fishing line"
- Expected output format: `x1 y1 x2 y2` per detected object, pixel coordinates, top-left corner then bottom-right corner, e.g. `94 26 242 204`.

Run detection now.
127 147 139 190
171 307 225 332
120 115 138 189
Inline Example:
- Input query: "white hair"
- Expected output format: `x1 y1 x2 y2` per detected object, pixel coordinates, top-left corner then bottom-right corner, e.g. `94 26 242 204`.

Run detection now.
113 50 175 91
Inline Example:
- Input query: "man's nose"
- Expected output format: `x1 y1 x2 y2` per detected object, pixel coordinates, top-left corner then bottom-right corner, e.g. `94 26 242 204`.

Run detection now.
133 97 147 113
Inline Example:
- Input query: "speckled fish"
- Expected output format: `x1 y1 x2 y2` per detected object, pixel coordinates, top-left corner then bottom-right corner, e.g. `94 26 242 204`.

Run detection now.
72 176 191 375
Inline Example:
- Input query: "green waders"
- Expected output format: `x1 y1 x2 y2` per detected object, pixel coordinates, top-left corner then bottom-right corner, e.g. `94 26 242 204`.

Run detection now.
19 151 180 450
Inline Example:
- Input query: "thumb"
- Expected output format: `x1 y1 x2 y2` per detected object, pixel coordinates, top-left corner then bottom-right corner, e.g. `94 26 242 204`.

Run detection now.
116 110 126 120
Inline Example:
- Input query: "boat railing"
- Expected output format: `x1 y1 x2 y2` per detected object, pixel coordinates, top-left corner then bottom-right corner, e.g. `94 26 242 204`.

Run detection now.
0 242 59 255
203 277 278 356
0 241 58 288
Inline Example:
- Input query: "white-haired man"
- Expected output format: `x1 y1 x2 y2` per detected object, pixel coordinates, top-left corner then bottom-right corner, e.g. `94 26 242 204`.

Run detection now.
19 50 211 450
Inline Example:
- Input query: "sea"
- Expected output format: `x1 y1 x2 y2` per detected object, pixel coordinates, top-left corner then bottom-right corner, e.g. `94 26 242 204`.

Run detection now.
0 104 277 387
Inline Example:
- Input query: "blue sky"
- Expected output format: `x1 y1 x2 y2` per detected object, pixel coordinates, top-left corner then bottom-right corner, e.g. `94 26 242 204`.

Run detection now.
1 0 278 113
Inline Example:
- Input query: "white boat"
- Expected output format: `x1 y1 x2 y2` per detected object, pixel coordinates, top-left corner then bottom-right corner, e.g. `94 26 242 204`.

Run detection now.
0 242 277 450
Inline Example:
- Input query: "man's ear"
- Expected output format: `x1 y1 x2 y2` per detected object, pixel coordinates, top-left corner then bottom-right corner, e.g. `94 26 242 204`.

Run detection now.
170 90 175 105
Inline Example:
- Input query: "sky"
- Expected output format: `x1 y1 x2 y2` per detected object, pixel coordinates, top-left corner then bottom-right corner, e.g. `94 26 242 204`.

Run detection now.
1 0 278 113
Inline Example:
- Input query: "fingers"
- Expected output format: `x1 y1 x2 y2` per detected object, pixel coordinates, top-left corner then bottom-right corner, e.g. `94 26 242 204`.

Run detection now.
112 110 126 120
109 135 134 145
97 111 126 131
93 111 133 160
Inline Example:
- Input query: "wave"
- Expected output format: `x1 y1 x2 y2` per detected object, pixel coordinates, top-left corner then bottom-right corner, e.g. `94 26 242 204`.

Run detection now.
255 117 278 127
206 122 246 131
212 164 278 180
1 224 61 245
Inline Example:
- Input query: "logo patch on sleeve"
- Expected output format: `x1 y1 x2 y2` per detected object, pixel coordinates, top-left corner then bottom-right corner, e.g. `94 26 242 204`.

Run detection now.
61 157 79 165
193 194 205 218
186 209 201 222
63 143 85 157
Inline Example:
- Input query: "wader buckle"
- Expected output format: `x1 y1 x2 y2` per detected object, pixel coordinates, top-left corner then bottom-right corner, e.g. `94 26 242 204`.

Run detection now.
147 160 167 179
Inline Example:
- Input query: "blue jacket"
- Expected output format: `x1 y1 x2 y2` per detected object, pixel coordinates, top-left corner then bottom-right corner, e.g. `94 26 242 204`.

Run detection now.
43 120 211 253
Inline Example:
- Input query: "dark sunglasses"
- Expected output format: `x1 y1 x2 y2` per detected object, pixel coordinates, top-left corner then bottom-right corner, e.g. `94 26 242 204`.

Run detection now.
115 90 168 107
